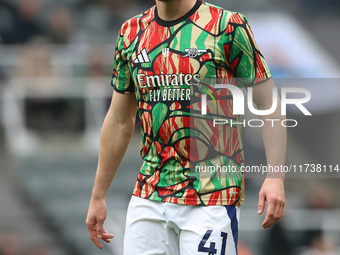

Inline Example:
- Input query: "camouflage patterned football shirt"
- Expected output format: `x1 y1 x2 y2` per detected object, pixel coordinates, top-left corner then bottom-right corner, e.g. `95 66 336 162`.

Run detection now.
111 0 271 205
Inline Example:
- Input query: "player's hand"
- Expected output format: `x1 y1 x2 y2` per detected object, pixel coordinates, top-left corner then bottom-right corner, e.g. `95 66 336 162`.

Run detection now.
258 178 285 229
86 197 113 249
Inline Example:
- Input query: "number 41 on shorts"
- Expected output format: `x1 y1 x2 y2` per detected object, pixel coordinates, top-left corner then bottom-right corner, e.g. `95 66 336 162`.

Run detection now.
198 230 228 255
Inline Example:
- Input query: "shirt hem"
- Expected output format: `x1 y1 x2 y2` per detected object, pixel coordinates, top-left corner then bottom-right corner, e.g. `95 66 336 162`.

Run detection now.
132 194 244 206
112 84 135 94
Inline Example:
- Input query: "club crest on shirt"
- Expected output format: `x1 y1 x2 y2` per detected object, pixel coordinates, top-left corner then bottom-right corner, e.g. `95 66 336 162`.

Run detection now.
183 48 207 58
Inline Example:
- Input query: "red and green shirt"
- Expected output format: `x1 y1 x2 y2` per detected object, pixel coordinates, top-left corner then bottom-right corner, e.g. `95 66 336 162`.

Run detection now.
111 0 271 205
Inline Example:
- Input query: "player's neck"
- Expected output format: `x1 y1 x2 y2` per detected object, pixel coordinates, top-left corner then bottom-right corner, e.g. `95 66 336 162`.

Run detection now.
156 0 197 21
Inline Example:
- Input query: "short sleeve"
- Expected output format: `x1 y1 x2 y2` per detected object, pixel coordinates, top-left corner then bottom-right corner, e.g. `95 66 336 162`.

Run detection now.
110 27 135 94
225 13 272 87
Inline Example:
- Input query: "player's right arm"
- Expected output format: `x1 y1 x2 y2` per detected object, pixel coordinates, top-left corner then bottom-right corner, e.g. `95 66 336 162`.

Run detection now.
86 91 137 249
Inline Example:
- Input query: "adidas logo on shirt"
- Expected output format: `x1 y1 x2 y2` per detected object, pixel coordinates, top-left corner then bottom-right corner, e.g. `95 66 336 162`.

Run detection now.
133 49 150 64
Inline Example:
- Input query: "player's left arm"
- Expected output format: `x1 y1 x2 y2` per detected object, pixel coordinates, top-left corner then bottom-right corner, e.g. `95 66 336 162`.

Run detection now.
251 77 286 229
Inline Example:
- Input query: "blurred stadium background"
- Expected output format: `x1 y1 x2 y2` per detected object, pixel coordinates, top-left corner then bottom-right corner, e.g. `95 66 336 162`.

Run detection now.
0 0 339 254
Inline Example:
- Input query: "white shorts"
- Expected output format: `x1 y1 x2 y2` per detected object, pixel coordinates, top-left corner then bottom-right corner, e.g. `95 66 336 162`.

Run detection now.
124 196 240 255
